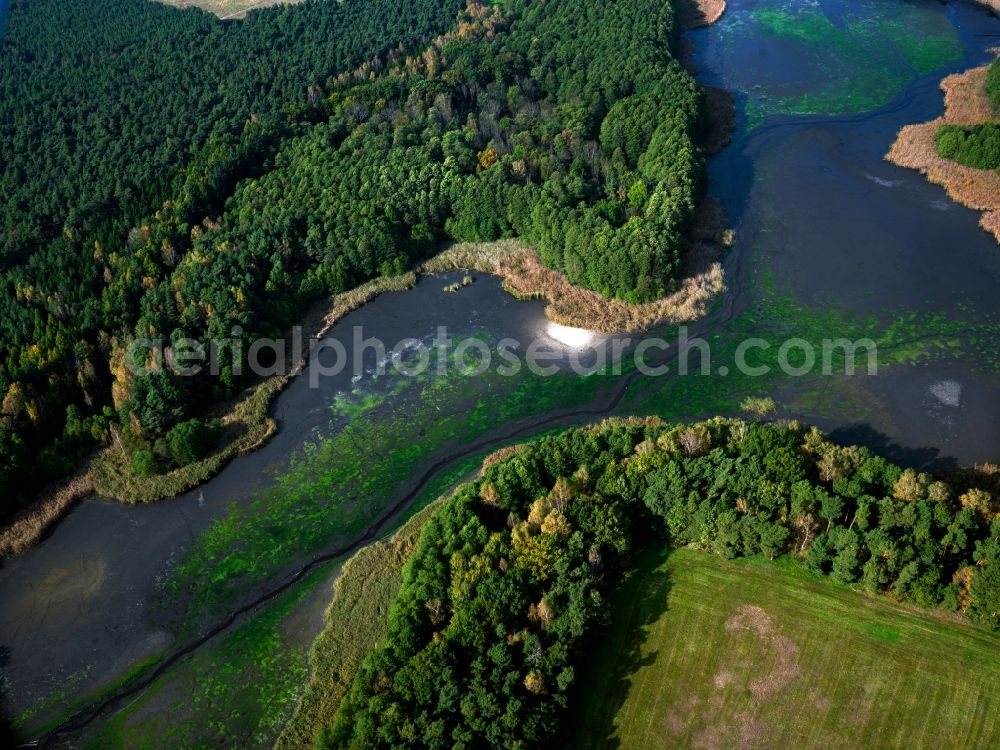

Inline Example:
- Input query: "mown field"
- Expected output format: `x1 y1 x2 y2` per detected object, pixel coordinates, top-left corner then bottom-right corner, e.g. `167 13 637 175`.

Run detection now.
570 547 1000 750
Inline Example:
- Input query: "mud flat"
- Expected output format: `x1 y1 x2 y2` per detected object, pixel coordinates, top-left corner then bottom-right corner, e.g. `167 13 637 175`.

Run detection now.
886 59 1000 243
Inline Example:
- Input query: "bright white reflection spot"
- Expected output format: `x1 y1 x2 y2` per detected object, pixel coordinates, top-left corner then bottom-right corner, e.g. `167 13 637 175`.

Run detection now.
545 322 596 349
929 380 962 408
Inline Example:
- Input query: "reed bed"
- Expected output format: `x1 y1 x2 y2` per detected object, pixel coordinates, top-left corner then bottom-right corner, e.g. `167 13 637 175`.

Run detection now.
92 273 417 504
0 473 94 559
677 0 727 29
274 502 440 750
422 224 726 335
886 60 1000 243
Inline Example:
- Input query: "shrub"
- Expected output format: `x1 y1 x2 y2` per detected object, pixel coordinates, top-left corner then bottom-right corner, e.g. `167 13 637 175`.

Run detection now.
935 122 1000 170
165 419 218 466
987 57 1000 114
131 449 158 477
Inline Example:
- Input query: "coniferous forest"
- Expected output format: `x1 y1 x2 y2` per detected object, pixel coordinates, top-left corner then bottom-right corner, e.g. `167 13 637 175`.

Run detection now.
4 1 1000 748
0 0 706 517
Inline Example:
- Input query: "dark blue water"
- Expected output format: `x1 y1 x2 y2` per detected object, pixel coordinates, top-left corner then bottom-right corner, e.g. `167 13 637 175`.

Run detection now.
687 0 1000 466
2 0 1000 744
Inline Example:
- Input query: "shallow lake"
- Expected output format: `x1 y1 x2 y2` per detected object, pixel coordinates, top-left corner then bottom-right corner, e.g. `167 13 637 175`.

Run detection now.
2 0 999 744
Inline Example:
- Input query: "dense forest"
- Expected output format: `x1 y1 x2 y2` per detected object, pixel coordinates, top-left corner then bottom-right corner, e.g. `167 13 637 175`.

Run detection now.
0 0 465 262
0 0 707 518
323 417 1000 749
0 0 467 511
936 122 1000 169
934 57 1000 169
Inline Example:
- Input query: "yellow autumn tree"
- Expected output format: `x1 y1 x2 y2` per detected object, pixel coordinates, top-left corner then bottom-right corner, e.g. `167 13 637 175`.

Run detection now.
524 670 546 695
960 488 995 521
477 148 499 171
894 469 928 502
540 509 571 537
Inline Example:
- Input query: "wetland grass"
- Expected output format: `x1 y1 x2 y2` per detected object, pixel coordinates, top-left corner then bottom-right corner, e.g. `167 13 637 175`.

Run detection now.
274 502 441 750
90 272 417 505
421 238 726 334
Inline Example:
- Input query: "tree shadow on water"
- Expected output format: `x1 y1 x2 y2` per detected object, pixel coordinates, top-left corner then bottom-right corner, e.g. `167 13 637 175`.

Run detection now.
827 423 959 473
562 543 675 750
0 645 16 748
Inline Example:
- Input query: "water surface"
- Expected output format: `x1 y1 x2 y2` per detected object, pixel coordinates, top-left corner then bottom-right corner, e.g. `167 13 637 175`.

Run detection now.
3 0 1000 745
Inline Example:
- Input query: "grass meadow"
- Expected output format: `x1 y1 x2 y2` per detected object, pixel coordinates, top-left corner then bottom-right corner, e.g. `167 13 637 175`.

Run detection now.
570 547 1000 750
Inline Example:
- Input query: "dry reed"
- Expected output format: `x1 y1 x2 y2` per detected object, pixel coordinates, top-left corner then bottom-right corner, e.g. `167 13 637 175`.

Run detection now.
480 444 526 470
0 472 94 559
677 0 727 29
421 229 726 335
886 58 1000 243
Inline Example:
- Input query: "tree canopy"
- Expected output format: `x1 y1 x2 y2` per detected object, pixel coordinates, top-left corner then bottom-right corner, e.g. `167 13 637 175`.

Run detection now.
322 417 1000 749
934 57 1000 171
0 0 465 263
0 0 710 519
936 122 1000 170
988 56 1000 115
0 0 465 512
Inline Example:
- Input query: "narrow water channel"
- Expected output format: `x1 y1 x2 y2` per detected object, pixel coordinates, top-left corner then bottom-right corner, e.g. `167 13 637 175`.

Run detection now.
2 0 999 745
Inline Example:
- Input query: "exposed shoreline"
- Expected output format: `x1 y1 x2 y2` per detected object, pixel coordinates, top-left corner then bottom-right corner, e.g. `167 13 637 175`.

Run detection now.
422 237 726 335
886 56 1000 243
